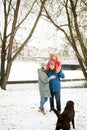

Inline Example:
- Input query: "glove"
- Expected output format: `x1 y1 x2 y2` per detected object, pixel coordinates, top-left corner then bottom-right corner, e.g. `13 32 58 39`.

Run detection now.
48 75 56 81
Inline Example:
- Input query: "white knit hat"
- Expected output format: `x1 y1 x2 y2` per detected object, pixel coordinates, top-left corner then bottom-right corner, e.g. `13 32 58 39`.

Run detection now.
41 63 46 68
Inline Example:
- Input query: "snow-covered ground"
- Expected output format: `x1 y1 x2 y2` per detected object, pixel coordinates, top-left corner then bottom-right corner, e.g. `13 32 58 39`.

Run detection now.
0 61 87 130
9 61 84 81
0 84 87 130
8 61 85 88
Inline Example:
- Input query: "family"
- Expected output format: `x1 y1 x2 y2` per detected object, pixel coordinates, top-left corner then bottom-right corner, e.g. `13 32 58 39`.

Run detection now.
38 54 65 115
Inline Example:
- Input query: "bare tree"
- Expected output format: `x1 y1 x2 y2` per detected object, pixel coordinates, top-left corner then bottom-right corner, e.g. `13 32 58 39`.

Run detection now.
0 0 46 90
44 0 87 80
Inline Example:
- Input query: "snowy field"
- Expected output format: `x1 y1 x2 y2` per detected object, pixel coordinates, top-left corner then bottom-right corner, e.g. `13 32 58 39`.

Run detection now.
0 61 87 130
8 61 85 81
8 61 85 87
0 84 87 130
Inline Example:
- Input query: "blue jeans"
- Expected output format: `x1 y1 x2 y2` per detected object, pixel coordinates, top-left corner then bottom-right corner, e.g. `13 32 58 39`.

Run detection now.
39 97 48 110
50 92 61 112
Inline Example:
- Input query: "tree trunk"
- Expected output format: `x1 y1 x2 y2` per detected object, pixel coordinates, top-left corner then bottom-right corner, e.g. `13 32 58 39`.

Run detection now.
44 0 87 80
65 1 87 80
77 55 87 80
1 0 21 90
70 0 87 68
1 0 8 90
0 0 46 90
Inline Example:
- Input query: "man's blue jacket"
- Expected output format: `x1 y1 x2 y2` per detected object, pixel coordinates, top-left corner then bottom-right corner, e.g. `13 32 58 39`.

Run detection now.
47 69 65 92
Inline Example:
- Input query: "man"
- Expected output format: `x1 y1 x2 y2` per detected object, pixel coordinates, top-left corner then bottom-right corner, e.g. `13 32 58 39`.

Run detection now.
47 61 65 112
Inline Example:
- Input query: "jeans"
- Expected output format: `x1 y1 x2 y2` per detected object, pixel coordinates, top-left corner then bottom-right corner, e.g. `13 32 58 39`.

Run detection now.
50 92 61 112
39 97 48 110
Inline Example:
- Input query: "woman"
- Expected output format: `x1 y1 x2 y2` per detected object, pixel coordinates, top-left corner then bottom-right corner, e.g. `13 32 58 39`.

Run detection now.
38 63 55 115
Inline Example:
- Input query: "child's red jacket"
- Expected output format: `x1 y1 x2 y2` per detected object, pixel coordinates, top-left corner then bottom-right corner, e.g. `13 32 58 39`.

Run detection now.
46 59 62 71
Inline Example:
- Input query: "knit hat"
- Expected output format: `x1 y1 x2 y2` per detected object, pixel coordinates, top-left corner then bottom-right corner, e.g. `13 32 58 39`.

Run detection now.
41 63 46 68
49 61 55 66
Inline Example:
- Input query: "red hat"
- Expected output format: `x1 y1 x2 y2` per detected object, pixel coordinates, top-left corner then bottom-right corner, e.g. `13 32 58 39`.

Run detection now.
49 61 55 66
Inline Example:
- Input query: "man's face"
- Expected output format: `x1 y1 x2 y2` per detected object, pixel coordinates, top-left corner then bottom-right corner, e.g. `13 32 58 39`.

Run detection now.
49 64 55 70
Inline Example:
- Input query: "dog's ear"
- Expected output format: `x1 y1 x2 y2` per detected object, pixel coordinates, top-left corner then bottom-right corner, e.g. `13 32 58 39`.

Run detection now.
52 109 60 118
68 101 74 106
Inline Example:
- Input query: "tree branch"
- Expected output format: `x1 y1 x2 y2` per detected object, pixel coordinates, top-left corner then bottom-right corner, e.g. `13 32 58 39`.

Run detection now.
11 0 46 62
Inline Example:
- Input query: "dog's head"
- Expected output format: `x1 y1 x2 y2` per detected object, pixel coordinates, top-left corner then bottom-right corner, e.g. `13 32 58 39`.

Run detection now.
53 101 75 130
65 100 74 110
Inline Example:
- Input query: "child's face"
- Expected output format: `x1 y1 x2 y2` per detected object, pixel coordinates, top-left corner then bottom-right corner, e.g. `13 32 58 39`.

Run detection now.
52 56 56 60
49 64 55 70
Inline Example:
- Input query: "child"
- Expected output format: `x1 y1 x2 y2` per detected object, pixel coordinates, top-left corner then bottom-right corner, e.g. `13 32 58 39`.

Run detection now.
46 54 62 73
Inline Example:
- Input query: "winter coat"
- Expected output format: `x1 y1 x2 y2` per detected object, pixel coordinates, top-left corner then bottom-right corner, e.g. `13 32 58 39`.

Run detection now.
38 68 51 97
47 69 65 93
46 59 62 71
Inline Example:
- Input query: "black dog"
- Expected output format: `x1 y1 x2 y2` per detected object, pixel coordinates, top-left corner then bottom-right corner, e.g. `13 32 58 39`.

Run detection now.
52 100 75 130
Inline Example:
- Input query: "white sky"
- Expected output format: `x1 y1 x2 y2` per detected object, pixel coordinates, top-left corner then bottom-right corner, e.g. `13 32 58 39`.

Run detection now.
0 1 65 49
28 18 65 48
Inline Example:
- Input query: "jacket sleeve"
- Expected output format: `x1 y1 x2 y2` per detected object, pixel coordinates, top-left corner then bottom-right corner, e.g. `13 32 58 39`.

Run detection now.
55 60 62 70
58 70 65 79
38 70 49 84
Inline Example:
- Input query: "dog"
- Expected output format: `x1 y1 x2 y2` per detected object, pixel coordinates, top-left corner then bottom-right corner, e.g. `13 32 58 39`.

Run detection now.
52 100 75 130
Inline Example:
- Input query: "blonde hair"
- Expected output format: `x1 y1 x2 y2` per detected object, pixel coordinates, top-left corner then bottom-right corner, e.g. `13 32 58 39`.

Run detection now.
50 53 58 59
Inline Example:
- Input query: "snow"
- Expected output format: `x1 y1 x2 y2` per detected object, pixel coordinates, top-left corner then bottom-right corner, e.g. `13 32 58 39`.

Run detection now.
9 61 85 88
9 61 40 81
0 84 87 130
0 61 87 130
9 61 84 81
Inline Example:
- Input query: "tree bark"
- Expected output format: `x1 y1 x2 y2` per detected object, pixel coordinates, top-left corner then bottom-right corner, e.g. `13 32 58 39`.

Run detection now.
44 0 87 80
0 0 46 90
1 0 21 90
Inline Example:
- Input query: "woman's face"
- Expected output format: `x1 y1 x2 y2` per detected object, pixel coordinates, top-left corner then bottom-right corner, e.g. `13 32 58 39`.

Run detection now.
44 65 47 70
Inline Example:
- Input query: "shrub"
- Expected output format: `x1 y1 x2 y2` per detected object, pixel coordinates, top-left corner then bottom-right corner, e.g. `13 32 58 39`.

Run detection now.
83 82 87 88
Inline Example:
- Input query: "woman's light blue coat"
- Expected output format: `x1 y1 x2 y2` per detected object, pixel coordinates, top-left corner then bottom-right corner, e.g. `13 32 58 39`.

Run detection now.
38 68 51 97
